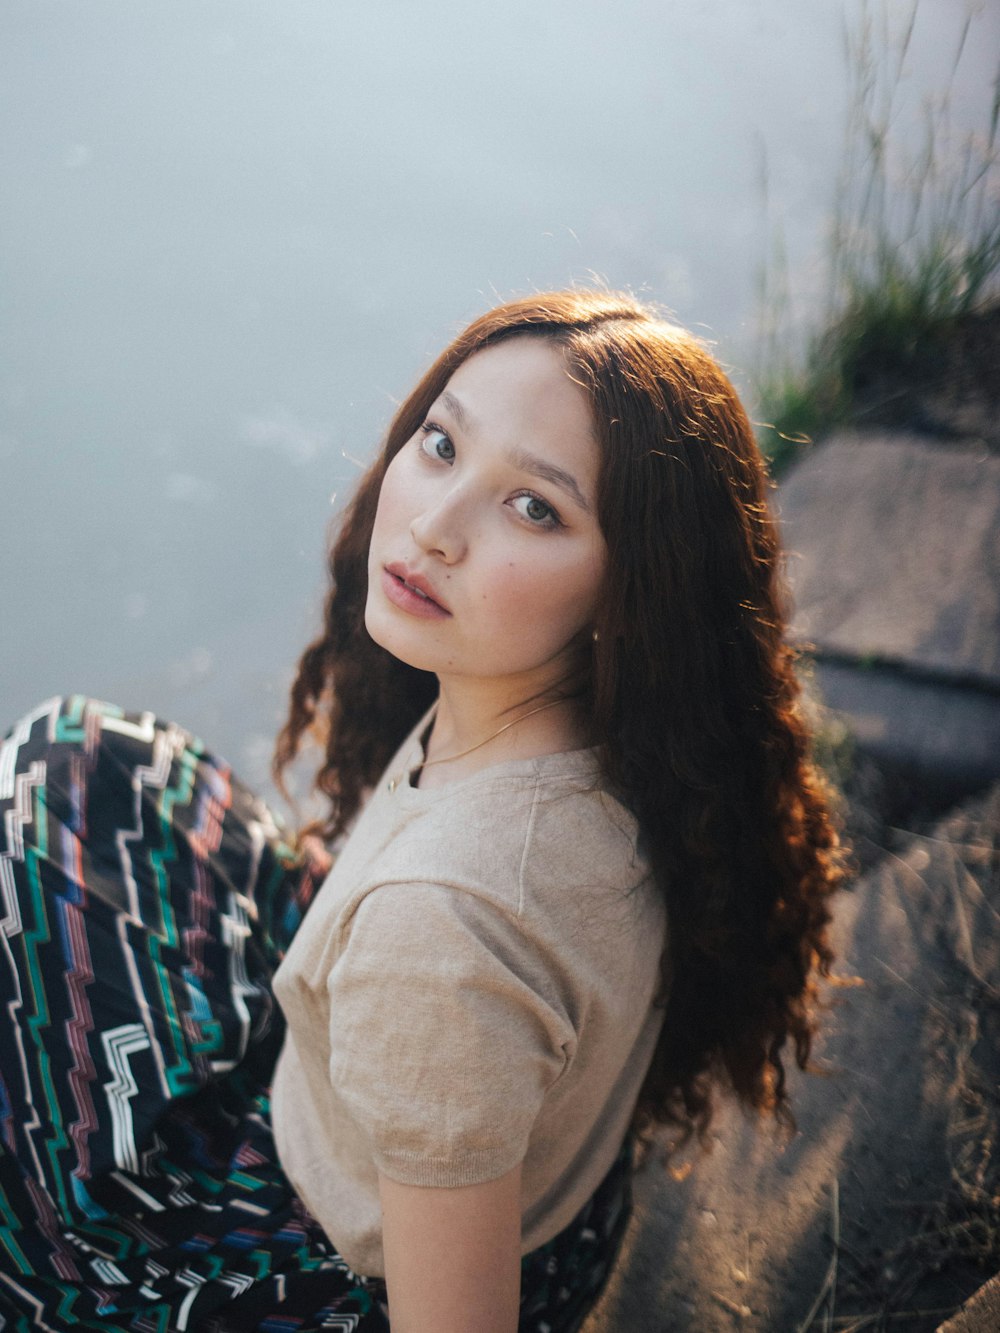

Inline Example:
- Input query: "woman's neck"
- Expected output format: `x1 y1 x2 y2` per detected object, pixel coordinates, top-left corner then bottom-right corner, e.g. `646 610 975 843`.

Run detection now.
417 679 590 790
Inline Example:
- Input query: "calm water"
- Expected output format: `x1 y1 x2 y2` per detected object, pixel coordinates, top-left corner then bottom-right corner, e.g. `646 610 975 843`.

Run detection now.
2 0 997 803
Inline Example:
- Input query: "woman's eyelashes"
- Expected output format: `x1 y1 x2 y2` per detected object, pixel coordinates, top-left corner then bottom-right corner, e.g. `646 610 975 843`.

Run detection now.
509 492 561 529
416 423 563 530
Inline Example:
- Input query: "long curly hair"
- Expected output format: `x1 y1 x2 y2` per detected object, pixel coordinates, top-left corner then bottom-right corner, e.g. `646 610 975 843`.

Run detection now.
274 289 847 1143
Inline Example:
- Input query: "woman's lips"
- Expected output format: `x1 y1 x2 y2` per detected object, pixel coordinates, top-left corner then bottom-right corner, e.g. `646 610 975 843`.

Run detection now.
381 567 452 619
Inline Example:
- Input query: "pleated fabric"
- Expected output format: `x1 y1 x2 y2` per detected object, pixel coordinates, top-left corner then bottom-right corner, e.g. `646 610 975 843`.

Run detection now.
0 697 630 1332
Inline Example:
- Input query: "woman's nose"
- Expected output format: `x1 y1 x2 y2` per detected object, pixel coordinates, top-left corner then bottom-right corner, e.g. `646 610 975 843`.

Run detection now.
409 492 468 564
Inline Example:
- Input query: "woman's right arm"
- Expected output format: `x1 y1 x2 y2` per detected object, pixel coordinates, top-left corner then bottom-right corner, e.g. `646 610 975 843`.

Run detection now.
378 1162 522 1333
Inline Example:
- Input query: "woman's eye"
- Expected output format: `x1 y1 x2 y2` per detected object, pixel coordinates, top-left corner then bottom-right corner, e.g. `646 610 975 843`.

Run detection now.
418 425 455 462
511 493 560 528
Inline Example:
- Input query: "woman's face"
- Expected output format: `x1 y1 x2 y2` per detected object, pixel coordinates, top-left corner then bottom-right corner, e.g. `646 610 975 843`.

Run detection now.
365 337 606 700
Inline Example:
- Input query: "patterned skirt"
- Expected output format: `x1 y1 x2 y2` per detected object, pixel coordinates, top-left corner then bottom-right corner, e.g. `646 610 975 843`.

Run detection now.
0 698 631 1332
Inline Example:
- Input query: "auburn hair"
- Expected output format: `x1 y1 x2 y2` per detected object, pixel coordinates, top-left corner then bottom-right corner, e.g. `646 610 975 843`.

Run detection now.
274 289 847 1143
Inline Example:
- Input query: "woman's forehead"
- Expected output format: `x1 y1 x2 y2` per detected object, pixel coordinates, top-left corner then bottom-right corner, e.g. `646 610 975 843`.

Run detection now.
443 339 595 441
439 339 600 494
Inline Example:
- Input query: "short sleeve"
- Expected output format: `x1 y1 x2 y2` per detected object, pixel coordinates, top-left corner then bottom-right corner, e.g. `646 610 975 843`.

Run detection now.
326 881 574 1187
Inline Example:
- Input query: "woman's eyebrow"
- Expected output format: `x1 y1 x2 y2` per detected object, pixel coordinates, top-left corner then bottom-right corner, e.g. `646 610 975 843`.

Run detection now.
440 390 470 432
439 388 592 514
509 447 592 514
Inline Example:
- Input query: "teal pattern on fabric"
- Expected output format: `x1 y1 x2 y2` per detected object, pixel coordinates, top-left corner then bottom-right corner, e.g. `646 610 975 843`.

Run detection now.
0 698 630 1332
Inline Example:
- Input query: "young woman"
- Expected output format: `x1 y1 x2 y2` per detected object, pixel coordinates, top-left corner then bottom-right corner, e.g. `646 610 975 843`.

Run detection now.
0 290 846 1332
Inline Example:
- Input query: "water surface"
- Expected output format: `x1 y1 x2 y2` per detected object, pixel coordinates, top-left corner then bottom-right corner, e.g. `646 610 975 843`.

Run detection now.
2 0 995 802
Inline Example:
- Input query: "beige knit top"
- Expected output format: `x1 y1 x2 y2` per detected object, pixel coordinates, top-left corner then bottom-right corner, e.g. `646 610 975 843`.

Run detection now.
270 709 668 1278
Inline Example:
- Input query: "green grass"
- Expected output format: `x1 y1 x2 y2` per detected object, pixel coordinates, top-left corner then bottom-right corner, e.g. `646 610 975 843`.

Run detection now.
755 1 1000 474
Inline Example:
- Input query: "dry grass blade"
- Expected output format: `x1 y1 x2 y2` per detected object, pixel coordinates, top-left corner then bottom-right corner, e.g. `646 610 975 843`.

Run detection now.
798 1177 841 1332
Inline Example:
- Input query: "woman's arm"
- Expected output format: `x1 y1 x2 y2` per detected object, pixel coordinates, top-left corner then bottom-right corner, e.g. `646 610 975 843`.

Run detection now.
378 1162 522 1333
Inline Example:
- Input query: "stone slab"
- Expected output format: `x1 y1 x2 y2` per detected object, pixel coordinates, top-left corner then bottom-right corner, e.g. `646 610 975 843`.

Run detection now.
812 659 1000 804
776 432 1000 687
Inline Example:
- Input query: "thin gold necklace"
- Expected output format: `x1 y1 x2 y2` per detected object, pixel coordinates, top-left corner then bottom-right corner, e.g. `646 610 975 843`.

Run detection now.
387 698 566 792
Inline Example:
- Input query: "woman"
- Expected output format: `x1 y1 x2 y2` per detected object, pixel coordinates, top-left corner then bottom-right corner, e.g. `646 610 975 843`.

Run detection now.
0 290 846 1332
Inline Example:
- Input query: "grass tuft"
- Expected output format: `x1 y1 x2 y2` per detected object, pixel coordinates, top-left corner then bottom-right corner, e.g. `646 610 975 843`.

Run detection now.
755 1 1000 474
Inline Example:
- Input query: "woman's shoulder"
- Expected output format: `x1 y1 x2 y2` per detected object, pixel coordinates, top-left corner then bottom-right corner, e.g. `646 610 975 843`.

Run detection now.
367 751 649 924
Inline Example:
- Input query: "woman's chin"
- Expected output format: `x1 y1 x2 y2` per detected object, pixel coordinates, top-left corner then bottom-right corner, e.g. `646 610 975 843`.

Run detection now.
364 602 439 673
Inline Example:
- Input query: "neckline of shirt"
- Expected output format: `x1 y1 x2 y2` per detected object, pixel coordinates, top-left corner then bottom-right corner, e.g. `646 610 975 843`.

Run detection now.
385 704 601 801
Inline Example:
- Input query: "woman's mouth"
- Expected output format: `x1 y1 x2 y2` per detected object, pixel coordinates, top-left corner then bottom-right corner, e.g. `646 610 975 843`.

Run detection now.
381 566 452 619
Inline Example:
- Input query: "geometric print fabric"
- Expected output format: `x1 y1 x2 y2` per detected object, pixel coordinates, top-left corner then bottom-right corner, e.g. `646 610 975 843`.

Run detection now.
0 698 631 1332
